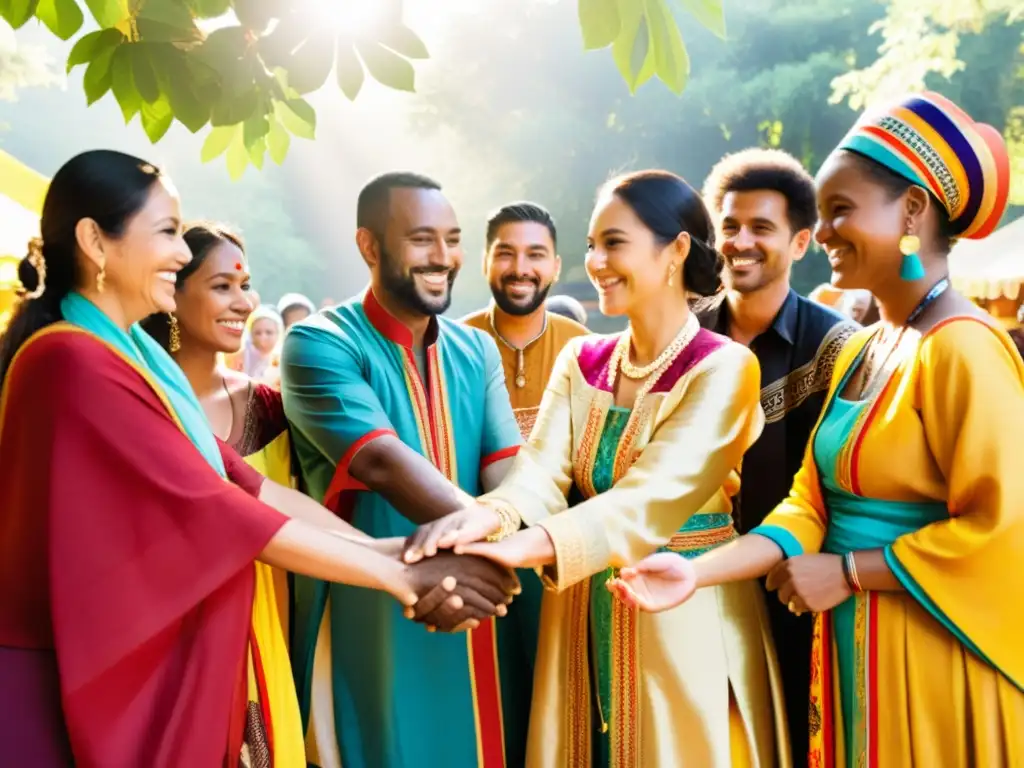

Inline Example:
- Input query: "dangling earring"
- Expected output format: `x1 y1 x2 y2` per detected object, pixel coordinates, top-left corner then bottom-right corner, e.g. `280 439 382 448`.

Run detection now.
667 262 678 287
96 262 106 293
169 313 181 353
898 233 925 281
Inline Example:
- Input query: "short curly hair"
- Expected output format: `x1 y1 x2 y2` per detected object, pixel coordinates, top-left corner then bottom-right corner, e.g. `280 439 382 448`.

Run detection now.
701 148 816 235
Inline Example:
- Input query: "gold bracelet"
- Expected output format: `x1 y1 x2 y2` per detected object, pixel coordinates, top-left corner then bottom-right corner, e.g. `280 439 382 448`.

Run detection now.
480 500 521 542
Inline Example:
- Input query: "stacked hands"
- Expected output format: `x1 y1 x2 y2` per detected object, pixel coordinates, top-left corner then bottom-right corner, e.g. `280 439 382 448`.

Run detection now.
391 503 537 633
393 507 854 626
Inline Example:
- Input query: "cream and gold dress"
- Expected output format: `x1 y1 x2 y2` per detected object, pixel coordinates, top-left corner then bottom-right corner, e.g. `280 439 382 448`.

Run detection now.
480 320 790 767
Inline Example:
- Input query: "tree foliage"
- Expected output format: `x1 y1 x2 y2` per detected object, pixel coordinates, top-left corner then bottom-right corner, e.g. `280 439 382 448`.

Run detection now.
832 0 1024 204
0 0 724 178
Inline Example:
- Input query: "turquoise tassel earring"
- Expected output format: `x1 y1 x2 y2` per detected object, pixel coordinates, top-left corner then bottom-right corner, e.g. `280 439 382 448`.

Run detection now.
898 234 925 281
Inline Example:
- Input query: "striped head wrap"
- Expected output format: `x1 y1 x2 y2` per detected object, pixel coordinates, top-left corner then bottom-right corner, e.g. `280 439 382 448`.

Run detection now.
838 91 1010 240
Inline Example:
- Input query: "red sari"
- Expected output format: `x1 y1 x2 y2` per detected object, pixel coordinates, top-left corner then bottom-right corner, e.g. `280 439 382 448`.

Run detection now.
0 326 288 767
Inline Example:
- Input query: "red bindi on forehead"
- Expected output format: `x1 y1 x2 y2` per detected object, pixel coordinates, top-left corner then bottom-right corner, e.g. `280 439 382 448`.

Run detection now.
235 262 243 271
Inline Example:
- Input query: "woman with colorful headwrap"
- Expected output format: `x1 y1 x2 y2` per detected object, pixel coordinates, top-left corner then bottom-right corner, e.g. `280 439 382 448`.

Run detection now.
608 92 1023 766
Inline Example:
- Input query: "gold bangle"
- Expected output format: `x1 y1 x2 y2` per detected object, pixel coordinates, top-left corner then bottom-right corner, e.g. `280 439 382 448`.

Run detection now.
480 500 521 542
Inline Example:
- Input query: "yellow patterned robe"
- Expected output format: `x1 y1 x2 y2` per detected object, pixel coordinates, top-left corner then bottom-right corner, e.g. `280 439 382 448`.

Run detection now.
755 315 1024 766
481 329 790 768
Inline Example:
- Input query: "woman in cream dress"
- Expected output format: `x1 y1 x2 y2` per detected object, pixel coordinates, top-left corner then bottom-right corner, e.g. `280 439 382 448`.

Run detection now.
407 171 790 767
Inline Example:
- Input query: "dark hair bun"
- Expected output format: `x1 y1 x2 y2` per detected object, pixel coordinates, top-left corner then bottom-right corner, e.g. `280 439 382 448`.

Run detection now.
685 236 722 297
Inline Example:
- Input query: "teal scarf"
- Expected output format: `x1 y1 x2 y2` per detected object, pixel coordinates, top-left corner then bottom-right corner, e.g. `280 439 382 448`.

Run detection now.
60 292 226 478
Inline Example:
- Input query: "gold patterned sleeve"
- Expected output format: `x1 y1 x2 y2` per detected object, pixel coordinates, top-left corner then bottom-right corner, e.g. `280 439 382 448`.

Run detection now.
477 341 578 524
536 343 764 592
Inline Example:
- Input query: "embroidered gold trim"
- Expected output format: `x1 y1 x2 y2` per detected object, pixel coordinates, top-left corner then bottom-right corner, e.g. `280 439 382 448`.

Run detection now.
565 580 593 766
513 406 539 440
664 525 737 553
761 322 857 424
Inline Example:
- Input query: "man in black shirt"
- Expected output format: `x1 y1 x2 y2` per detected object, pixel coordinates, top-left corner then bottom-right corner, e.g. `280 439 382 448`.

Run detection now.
697 148 856 763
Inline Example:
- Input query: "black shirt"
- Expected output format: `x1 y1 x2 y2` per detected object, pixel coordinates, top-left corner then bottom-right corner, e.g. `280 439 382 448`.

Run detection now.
696 289 856 532
696 288 856 764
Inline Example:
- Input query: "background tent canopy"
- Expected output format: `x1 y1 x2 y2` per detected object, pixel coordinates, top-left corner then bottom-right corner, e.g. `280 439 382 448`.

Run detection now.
950 217 1024 301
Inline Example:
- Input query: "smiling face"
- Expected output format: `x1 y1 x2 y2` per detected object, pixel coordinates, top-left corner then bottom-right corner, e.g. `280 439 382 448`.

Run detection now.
586 192 679 317
814 151 907 291
718 189 808 294
485 220 560 316
89 177 192 321
172 239 253 354
375 186 463 316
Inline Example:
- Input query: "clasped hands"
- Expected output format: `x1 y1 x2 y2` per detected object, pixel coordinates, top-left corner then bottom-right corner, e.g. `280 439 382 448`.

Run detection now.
396 503 535 633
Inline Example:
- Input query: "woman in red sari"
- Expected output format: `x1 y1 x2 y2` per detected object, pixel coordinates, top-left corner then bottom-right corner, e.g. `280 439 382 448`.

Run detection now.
0 150 513 767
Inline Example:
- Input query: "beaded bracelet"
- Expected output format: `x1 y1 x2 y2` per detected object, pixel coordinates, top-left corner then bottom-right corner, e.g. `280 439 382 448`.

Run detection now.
842 551 864 593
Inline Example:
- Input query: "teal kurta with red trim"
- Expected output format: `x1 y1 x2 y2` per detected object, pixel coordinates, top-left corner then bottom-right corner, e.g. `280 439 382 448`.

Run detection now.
281 288 523 768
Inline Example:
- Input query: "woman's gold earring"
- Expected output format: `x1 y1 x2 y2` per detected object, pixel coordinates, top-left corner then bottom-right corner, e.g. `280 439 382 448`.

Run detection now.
169 313 181 353
96 263 106 293
667 262 678 287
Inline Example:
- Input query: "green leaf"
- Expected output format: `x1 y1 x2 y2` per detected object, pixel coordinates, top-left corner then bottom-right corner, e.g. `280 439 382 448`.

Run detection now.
110 44 141 122
578 0 621 50
376 22 429 60
612 0 655 93
257 13 307 69
645 0 689 94
266 116 290 164
66 29 106 72
186 0 230 18
335 43 364 100
276 98 315 139
36 0 84 40
233 0 275 32
129 45 160 103
150 45 210 132
285 29 335 94
676 0 726 40
225 125 249 180
138 0 194 29
357 41 415 92
1 0 39 28
210 89 258 126
140 93 173 143
243 113 270 149
201 124 236 162
248 135 266 169
84 0 127 28
83 41 118 105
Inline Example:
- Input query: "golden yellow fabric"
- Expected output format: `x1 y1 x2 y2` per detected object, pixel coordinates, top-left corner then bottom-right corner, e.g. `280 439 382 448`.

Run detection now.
761 315 1024 765
481 336 790 767
464 309 587 438
243 433 305 767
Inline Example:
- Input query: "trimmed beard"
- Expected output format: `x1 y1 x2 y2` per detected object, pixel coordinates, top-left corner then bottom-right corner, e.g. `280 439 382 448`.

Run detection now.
379 247 456 316
491 277 552 317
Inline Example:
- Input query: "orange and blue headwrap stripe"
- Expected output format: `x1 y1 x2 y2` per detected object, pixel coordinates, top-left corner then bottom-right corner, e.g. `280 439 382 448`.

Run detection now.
838 91 1010 240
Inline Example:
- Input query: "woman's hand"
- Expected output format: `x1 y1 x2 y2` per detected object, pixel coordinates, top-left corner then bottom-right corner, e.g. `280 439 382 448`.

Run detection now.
605 552 697 613
403 504 502 563
766 553 851 614
458 526 555 570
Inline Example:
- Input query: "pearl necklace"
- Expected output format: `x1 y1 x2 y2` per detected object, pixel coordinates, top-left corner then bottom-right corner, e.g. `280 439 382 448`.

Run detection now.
609 313 700 384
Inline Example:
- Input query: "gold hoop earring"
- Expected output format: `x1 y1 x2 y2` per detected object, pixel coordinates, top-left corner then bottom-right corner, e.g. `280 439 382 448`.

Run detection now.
667 262 678 288
96 263 106 293
169 313 181 353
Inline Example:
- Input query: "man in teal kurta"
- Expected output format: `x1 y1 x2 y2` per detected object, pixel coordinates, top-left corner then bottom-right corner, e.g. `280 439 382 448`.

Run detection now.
281 172 524 768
